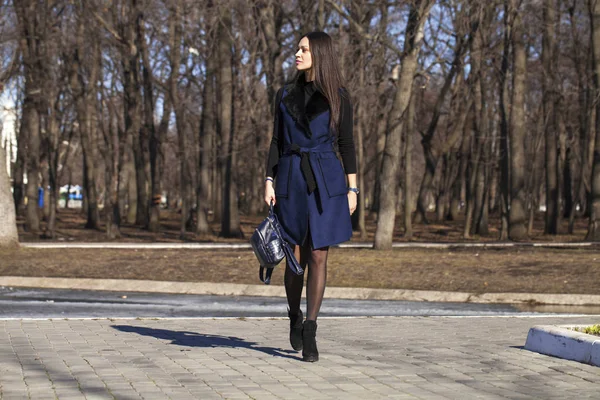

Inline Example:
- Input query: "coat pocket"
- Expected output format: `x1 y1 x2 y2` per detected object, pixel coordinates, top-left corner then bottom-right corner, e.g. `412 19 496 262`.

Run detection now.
275 156 291 198
317 155 347 197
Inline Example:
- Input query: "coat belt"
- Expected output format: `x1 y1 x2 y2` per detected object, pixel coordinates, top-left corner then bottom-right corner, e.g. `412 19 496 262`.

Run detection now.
283 143 335 195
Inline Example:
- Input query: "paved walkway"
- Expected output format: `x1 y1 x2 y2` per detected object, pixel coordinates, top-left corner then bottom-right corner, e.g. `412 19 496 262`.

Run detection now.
1 316 599 399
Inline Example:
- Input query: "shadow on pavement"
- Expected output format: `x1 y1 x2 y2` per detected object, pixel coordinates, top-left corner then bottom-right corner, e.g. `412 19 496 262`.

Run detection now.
111 325 301 360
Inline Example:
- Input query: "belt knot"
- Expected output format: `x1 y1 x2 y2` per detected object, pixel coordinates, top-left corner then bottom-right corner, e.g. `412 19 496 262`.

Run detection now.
289 144 317 193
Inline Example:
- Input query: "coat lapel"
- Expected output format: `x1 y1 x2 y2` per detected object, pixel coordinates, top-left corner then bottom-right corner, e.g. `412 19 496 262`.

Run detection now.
282 74 330 137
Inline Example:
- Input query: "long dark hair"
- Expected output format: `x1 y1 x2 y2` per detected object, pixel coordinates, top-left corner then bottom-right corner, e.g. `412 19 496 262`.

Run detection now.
300 31 347 133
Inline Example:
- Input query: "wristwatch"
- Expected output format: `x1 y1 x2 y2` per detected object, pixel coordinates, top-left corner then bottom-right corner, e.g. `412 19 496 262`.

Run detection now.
348 187 359 194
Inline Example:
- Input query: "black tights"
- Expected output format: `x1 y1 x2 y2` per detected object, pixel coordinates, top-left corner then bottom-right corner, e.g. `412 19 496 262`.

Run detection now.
285 242 329 322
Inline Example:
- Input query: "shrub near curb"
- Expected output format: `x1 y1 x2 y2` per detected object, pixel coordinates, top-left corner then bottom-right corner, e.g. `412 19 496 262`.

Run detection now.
572 324 600 337
525 325 600 367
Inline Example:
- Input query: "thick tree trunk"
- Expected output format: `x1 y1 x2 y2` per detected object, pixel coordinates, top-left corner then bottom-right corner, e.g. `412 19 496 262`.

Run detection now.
374 0 433 249
508 2 528 240
0 143 19 247
121 2 147 228
15 0 42 232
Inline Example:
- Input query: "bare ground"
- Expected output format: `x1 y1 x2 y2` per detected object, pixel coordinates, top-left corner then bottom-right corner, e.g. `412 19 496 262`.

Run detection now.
1 246 599 294
6 209 599 294
16 208 593 244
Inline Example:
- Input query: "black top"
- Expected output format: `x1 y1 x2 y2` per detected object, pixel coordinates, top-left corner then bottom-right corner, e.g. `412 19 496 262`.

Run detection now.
265 81 357 178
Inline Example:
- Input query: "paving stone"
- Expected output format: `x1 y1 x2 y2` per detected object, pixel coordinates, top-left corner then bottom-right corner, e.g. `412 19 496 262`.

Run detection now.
1 316 600 399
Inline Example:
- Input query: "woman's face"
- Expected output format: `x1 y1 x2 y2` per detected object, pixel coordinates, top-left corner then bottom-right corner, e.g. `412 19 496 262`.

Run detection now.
295 37 312 71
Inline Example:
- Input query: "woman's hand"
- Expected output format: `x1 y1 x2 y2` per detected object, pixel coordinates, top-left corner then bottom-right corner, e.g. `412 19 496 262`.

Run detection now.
264 180 276 206
348 191 357 215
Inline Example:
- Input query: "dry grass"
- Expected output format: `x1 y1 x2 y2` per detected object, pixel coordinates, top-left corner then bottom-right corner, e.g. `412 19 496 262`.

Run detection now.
17 208 592 244
2 246 599 294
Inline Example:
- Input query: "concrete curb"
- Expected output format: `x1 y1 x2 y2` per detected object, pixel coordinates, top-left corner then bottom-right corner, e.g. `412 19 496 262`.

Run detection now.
525 325 600 367
1 276 600 306
20 241 599 249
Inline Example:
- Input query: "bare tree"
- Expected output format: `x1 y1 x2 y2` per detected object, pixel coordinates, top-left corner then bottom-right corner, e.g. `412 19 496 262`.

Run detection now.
374 0 433 250
543 0 559 234
218 5 242 237
69 2 100 230
505 0 529 240
14 0 44 233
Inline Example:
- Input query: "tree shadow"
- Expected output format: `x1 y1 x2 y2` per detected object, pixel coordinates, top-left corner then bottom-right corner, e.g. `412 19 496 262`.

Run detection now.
111 325 300 360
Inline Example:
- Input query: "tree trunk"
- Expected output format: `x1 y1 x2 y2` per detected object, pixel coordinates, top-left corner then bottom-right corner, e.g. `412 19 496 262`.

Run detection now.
587 0 600 240
197 34 217 236
508 0 528 240
121 1 147 228
374 0 433 249
404 89 416 238
569 4 590 232
12 126 25 216
167 2 191 239
0 143 19 247
414 32 470 224
543 0 559 234
355 72 368 239
498 2 512 241
23 87 40 233
218 7 242 238
70 6 100 230
45 88 61 239
103 84 122 239
138 7 161 233
15 1 43 233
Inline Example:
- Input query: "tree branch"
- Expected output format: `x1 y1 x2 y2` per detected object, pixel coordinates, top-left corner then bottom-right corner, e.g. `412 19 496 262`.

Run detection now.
323 0 403 59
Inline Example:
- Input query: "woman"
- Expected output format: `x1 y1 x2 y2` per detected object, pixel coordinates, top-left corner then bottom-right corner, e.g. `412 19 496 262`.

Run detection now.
264 32 358 362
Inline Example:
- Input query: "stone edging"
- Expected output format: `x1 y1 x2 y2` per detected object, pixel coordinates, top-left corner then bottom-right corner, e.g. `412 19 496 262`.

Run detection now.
525 325 600 367
1 276 600 306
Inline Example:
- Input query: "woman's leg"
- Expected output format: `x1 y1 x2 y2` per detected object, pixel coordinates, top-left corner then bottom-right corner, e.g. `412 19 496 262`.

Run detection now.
284 245 309 313
305 246 329 321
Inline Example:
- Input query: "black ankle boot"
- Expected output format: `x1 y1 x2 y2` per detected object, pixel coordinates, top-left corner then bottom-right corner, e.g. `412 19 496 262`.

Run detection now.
288 309 303 351
302 320 319 362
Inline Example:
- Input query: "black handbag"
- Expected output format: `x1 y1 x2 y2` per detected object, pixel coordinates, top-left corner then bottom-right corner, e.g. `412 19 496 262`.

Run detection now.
250 201 303 284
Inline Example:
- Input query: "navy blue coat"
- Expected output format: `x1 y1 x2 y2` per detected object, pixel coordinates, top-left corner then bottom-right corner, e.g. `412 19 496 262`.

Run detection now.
274 80 353 249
